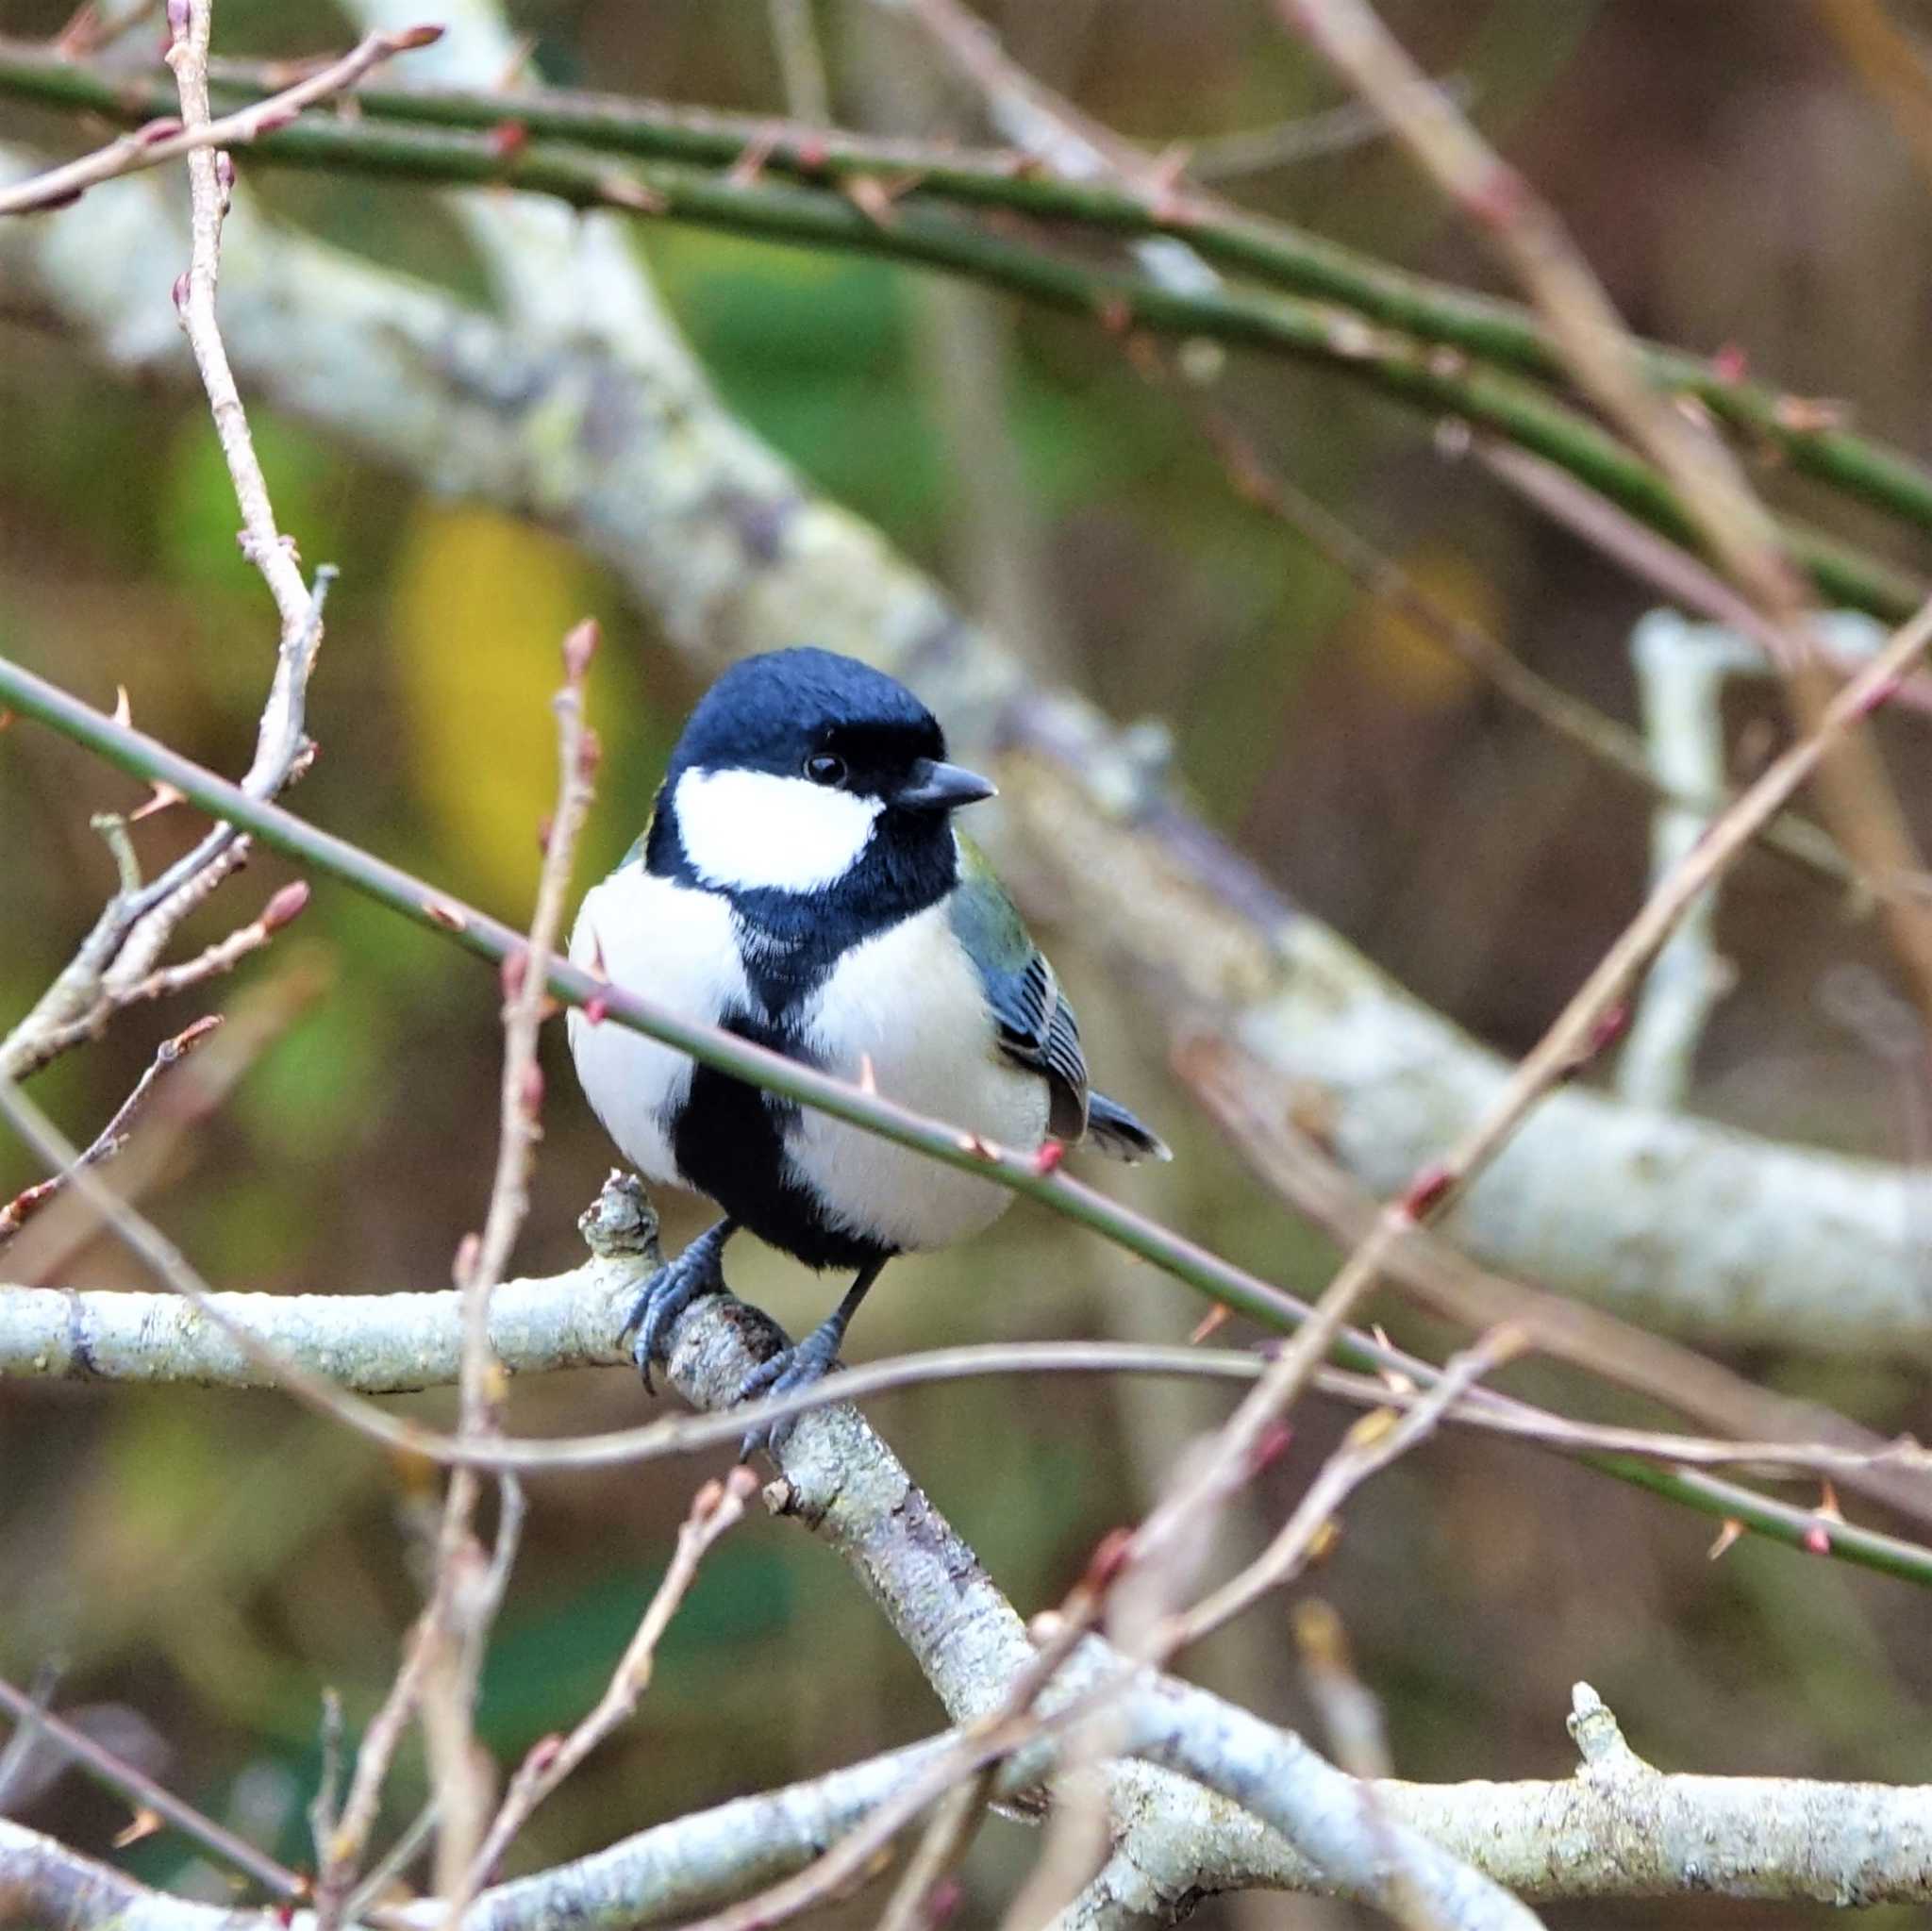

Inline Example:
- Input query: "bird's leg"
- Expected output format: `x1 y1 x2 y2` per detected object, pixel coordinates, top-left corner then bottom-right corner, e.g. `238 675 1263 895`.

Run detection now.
621 1217 738 1393
736 1260 887 1459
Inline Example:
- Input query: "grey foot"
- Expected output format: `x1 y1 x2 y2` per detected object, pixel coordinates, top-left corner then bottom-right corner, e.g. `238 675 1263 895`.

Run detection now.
621 1220 734 1394
735 1319 845 1460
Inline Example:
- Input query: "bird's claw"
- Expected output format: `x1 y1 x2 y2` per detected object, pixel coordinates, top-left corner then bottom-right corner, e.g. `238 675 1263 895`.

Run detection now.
621 1230 730 1394
734 1323 845 1461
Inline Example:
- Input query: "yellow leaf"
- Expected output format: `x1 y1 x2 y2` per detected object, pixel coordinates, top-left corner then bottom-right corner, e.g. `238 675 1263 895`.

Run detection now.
390 506 609 908
1341 544 1500 708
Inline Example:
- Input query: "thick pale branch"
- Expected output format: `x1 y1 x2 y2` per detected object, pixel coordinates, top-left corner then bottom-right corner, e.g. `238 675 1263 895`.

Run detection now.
5 1659 1930 1923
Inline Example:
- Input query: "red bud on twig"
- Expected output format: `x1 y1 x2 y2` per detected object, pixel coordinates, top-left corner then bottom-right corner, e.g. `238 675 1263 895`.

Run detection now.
1080 1525 1136 1597
260 879 310 932
1399 1162 1454 1221
1857 674 1906 720
1246 1421 1294 1478
1188 1303 1231 1344
561 618 601 682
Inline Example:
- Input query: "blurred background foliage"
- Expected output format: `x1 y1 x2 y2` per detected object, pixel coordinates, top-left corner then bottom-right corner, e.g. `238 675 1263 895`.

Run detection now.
4 2 1932 1925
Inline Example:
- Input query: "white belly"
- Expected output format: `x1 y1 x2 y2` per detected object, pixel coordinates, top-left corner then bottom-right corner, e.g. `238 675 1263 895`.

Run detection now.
785 902 1048 1252
566 865 747 1188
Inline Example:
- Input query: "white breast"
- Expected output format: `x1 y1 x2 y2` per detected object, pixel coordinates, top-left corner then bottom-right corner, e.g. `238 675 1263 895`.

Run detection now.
785 902 1049 1253
566 865 747 1188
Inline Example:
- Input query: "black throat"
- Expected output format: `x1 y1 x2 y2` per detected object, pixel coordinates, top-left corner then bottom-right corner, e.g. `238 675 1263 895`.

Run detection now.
636 786 957 1272
642 787 958 1013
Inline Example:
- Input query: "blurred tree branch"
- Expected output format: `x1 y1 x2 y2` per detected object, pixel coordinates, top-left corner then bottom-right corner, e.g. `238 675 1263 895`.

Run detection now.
3 144 1931 1356
0 45 1924 621
4 108 1932 1373
1 31 1927 549
6 1323 1932 1928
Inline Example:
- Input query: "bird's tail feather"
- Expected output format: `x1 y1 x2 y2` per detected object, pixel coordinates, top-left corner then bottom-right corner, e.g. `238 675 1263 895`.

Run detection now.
1085 1090 1172 1164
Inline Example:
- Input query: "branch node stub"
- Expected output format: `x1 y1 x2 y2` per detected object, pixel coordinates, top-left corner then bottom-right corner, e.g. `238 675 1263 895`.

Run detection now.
1567 1681 1648 1777
579 1169 661 1263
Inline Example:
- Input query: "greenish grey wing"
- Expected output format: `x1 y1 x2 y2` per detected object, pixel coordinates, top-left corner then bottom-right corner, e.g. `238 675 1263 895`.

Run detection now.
949 838 1091 1142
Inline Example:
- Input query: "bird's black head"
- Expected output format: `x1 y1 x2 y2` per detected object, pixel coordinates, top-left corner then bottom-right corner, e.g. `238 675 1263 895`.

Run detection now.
644 650 995 940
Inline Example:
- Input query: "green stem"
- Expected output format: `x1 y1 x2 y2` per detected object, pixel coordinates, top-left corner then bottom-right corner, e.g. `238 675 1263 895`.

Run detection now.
6 38 1930 541
0 48 1924 620
3 649 1929 1587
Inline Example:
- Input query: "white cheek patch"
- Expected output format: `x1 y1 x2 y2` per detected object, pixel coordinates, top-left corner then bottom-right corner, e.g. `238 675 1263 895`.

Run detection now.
675 767 882 894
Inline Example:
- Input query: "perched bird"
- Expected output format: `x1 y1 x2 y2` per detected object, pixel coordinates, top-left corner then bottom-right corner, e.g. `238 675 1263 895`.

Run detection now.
567 647 1167 1443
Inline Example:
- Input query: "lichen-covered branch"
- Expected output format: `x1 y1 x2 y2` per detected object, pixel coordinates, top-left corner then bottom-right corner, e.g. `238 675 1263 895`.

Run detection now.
2 154 1931 1359
6 1640 1930 1923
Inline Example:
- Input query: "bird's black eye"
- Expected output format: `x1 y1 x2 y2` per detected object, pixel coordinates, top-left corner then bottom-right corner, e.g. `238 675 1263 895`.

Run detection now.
804 752 848 787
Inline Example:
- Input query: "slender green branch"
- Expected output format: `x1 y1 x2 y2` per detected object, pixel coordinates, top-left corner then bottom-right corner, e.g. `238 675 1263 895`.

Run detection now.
0 649 1307 1337
4 649 1932 1587
0 43 1924 621
6 37 1931 543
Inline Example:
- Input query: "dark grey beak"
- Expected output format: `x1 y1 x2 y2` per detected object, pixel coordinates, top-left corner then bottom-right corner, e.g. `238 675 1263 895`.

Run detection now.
894 757 998 812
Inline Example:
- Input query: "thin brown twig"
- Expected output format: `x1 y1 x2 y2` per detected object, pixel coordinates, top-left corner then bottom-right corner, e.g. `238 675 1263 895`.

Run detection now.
431 622 597 1905
1107 587 1932 1656
1293 1602 1391 1781
326 624 599 1923
454 1468 758 1907
1187 76 1474 177
1174 1030 1932 1523
0 0 370 1092
1471 434 1932 726
674 1592 1109 1931
1167 1330 1523 1648
1289 1606 1445 1931
0 23 442 217
0 1014 221 1244
1274 0 1932 1034
0 1675 306 1903
874 1769 997 1931
1194 407 1904 909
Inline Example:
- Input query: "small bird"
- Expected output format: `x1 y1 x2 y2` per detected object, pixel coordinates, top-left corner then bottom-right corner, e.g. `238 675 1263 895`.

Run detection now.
567 647 1167 1445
